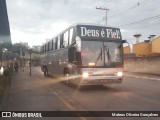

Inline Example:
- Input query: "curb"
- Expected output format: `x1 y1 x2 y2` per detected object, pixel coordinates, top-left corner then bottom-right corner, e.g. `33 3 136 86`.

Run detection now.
124 74 160 81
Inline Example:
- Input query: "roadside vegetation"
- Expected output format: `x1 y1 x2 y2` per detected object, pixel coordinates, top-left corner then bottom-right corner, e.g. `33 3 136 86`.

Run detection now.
0 67 12 100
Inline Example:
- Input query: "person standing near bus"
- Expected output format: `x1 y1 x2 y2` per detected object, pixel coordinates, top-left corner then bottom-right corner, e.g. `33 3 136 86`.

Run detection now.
14 61 18 72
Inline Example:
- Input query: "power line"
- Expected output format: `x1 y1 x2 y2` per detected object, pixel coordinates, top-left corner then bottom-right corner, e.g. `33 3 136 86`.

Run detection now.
101 0 120 8
105 0 155 20
96 0 156 25
118 14 160 28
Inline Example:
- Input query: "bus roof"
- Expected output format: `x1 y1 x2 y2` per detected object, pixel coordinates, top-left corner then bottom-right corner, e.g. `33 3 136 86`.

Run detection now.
42 23 121 45
69 23 120 30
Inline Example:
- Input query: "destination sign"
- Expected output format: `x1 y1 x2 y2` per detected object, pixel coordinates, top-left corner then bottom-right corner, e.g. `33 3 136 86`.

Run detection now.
77 25 122 40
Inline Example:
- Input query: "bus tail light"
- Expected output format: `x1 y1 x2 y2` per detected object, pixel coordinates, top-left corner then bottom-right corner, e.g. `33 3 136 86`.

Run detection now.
82 72 89 78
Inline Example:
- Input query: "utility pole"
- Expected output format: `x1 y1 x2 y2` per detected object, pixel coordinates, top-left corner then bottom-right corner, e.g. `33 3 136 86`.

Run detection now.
96 7 109 26
29 48 32 76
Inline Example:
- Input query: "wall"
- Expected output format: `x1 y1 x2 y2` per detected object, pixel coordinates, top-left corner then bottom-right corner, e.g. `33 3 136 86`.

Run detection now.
123 42 151 56
134 42 151 56
152 36 160 53
124 57 160 75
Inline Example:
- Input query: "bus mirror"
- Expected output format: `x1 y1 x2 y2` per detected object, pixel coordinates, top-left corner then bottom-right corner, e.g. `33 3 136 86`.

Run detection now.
122 40 127 43
117 43 122 48
122 40 133 53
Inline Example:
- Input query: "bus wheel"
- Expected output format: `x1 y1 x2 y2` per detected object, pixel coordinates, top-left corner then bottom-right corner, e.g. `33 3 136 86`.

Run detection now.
64 70 71 86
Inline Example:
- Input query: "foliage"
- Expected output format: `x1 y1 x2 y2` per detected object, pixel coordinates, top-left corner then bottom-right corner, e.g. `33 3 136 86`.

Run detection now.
3 67 13 76
0 75 11 96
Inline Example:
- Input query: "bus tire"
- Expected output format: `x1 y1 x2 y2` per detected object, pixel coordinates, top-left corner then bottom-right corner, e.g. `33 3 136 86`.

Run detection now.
64 69 71 86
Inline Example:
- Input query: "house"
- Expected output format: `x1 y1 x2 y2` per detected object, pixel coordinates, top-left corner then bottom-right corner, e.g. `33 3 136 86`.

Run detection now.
123 36 160 57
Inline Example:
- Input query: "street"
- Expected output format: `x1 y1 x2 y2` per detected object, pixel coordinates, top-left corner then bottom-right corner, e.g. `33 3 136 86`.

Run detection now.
1 66 160 120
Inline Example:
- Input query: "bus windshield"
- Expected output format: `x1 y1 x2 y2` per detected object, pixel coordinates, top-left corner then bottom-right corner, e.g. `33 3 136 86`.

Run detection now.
81 40 122 67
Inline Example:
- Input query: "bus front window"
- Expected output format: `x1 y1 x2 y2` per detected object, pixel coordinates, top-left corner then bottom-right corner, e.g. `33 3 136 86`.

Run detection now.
81 41 122 67
104 42 122 67
81 41 103 66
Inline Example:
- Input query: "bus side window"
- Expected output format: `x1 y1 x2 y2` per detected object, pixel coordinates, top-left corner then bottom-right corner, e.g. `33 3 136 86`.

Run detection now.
69 28 73 45
47 42 50 52
68 47 77 64
45 44 47 53
63 31 69 47
60 34 64 48
57 36 60 49
43 45 45 53
55 37 58 50
49 41 52 51
40 45 43 53
52 39 55 50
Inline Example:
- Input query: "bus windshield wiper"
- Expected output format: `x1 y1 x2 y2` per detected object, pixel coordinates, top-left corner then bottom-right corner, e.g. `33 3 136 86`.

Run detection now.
104 45 111 63
95 48 102 65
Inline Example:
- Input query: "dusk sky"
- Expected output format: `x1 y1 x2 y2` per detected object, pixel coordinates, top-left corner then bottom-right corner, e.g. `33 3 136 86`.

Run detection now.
6 0 160 47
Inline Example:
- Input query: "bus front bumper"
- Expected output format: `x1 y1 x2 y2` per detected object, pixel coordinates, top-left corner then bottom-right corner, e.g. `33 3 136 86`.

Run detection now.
80 76 122 85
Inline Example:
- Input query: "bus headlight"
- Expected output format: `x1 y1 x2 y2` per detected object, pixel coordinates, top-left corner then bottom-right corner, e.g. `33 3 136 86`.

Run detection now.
116 72 123 77
82 72 89 78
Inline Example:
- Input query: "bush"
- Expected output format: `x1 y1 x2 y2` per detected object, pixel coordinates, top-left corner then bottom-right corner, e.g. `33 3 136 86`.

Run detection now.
3 67 13 76
0 68 12 101
0 76 11 96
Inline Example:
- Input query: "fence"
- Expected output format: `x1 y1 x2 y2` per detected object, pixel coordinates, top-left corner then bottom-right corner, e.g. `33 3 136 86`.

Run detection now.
124 56 160 75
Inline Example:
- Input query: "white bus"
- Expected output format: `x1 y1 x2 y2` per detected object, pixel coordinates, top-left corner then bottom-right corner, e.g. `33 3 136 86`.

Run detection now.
41 24 132 86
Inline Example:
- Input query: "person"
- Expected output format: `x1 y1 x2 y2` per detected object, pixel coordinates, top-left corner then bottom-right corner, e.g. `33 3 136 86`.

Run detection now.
29 62 31 67
14 61 18 72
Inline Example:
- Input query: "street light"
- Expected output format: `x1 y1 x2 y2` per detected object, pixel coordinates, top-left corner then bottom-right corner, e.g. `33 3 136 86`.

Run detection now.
0 41 3 67
0 41 8 75
3 48 8 67
0 41 3 75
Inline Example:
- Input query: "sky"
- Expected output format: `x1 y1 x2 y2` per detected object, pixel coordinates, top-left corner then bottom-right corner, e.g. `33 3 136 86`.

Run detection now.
6 0 160 47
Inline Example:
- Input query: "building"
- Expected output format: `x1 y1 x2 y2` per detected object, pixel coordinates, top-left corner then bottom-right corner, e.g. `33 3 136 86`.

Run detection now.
0 0 12 68
123 36 160 57
151 36 160 55
12 43 28 56
19 42 29 48
0 0 12 49
123 36 160 75
32 45 41 53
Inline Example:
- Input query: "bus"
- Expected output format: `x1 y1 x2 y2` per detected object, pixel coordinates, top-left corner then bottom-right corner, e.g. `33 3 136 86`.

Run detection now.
40 23 132 86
